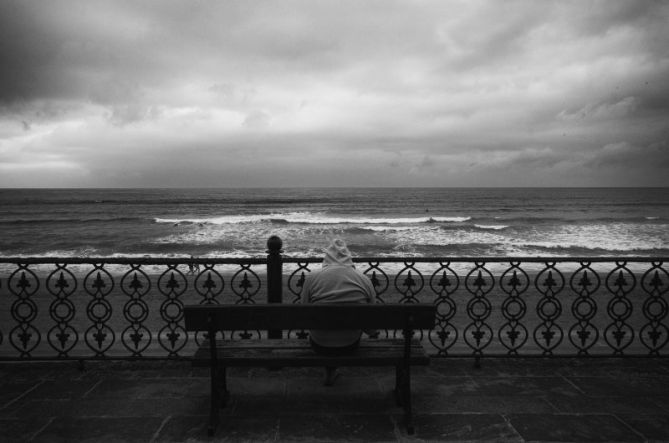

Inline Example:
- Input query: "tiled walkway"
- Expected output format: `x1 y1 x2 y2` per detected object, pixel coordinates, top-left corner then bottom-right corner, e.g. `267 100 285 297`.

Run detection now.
2 358 669 442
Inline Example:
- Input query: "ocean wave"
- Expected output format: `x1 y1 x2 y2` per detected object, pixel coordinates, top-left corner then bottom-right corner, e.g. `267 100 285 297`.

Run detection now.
155 213 471 226
0 216 144 225
473 224 510 230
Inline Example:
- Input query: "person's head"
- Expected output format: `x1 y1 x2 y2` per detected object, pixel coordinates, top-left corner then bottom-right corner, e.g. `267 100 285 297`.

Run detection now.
322 238 354 268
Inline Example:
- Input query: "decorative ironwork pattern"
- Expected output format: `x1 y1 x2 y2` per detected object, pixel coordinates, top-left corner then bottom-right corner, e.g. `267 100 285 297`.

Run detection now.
8 265 41 358
533 262 565 355
231 264 262 339
569 262 601 355
286 261 314 339
0 253 667 360
463 262 494 362
395 262 424 304
640 261 669 354
428 262 459 355
46 265 78 357
363 262 389 303
157 265 188 356
604 262 635 355
84 265 115 356
120 265 152 356
194 265 225 305
499 262 529 355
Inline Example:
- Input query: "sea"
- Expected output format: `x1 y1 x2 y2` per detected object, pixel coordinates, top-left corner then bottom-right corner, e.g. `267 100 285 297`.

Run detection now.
0 187 667 258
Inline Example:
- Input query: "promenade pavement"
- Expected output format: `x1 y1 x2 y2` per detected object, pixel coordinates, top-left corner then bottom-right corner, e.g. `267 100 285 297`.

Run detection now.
2 357 669 442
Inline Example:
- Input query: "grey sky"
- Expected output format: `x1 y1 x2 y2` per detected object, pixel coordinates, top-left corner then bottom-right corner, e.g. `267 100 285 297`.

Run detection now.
1 0 668 187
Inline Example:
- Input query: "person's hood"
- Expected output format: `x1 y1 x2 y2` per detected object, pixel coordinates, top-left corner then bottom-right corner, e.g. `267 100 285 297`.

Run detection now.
322 238 354 267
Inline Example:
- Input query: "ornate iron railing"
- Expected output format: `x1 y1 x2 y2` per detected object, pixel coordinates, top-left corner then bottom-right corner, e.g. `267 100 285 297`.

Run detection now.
0 237 667 361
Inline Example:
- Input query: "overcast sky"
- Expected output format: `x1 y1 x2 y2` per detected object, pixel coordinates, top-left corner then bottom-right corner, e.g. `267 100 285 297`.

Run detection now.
1 0 668 187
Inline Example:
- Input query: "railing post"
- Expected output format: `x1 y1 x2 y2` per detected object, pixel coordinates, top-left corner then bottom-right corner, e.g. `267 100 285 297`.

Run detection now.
267 235 283 339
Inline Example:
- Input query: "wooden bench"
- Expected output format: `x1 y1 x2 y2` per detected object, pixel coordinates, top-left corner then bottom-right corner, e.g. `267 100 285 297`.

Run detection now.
184 303 436 436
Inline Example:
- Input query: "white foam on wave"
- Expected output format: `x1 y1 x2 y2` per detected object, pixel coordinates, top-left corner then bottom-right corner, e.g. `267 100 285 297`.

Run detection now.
474 224 509 230
155 212 471 225
364 226 416 232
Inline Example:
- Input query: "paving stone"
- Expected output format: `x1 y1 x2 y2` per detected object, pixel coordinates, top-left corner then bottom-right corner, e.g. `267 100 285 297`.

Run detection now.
547 393 666 415
85 377 209 399
20 378 100 401
649 395 669 414
468 357 567 377
2 358 669 442
508 413 644 442
377 374 479 397
404 413 522 442
0 417 53 443
414 360 473 377
11 396 216 420
469 375 582 396
264 378 397 415
566 376 669 397
156 415 279 442
413 394 555 414
556 359 669 377
279 414 397 442
0 380 42 410
617 414 669 441
31 416 165 443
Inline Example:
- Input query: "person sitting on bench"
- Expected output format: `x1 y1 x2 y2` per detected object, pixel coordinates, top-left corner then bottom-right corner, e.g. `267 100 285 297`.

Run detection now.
300 238 377 385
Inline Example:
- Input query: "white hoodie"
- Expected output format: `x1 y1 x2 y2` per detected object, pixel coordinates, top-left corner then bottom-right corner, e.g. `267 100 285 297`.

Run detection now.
300 239 376 347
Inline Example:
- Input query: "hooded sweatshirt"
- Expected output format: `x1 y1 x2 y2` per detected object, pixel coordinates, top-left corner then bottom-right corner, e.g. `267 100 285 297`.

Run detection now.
300 239 376 347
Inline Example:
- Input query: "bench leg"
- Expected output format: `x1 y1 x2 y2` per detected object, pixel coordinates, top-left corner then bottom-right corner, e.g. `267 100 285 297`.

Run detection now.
394 365 404 406
403 366 414 435
217 366 230 408
208 367 219 436
209 366 229 435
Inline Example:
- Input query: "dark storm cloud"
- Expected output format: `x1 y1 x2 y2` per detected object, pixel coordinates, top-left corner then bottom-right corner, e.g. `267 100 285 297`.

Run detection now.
1 0 668 187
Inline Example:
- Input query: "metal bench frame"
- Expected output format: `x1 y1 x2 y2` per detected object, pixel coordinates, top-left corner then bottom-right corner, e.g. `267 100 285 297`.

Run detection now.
184 303 436 436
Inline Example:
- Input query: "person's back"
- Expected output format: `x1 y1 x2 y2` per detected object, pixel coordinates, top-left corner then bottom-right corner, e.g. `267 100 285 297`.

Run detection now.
301 239 376 384
301 263 376 347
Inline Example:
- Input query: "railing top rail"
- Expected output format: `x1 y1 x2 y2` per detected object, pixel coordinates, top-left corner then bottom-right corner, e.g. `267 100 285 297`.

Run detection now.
0 257 268 265
0 256 666 265
283 256 668 264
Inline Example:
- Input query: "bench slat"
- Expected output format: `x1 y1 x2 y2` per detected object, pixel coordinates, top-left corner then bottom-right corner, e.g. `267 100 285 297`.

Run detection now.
191 339 429 367
184 303 436 331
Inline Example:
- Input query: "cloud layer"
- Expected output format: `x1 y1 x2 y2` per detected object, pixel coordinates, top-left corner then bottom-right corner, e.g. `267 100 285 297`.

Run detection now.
1 0 668 187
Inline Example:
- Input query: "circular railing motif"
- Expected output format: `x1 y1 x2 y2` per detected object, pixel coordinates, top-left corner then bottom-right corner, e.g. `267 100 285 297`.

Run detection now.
499 262 529 355
286 262 312 339
230 264 262 339
394 262 424 304
0 255 668 360
569 262 601 355
157 265 188 356
8 265 41 357
193 265 225 345
84 265 115 356
604 262 635 354
194 265 225 305
46 264 78 357
640 261 668 355
362 262 389 303
533 263 565 355
428 262 459 355
463 262 494 362
120 265 152 356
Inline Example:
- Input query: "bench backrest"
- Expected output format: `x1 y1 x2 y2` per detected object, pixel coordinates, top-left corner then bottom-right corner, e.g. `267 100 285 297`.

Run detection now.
184 303 436 332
